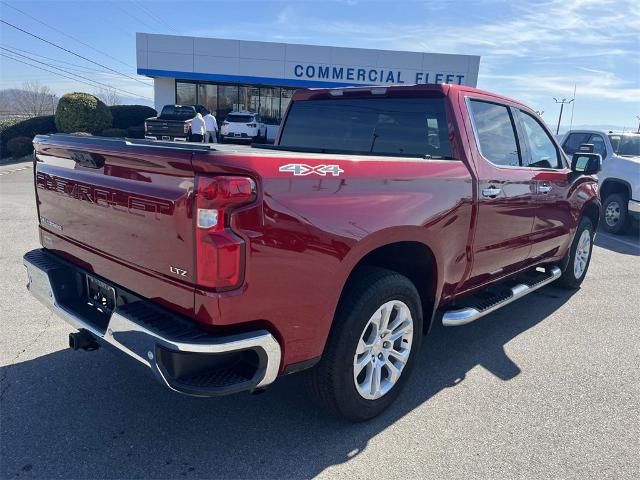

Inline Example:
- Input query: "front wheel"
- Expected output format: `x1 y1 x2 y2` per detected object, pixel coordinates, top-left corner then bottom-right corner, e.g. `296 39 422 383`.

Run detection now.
602 193 629 234
305 267 422 421
557 217 594 289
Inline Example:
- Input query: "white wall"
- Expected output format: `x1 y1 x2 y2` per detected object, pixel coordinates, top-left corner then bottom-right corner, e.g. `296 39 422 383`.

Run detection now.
153 77 175 112
137 33 480 88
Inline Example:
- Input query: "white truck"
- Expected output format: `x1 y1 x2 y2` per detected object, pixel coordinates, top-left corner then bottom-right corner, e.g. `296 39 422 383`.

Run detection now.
561 130 640 234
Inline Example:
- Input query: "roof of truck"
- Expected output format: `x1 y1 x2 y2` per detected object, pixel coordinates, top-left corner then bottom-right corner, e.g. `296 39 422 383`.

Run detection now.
293 83 530 110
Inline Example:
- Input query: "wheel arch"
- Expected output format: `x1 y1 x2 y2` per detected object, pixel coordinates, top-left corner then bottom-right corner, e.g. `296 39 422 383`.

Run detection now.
600 178 632 201
335 240 439 336
581 200 601 231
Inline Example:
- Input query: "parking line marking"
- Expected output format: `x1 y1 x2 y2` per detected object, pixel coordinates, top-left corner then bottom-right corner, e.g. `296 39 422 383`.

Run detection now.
0 165 31 176
596 232 640 249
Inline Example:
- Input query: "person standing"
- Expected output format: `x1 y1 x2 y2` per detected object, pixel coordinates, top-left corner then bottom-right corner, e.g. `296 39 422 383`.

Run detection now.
190 112 206 143
204 111 218 143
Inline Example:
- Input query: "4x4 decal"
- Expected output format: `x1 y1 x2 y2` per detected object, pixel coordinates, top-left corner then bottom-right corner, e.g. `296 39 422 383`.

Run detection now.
279 164 344 177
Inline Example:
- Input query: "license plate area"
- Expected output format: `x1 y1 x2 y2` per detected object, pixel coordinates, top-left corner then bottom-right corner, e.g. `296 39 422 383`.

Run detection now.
86 274 116 315
162 135 170 140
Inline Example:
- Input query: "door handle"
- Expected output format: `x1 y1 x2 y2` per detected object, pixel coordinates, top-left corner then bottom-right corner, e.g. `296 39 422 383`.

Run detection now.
482 187 502 198
539 183 552 194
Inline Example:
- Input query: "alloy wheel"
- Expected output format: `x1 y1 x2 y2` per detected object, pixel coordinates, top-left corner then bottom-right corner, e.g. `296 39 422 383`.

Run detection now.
574 229 591 279
353 300 414 400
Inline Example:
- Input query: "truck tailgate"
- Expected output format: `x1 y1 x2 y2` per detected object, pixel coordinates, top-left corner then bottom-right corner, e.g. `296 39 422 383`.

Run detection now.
33 135 198 315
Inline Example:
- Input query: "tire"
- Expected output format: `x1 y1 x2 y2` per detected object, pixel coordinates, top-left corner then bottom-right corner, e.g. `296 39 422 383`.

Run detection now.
602 193 628 234
557 217 594 289
305 267 423 421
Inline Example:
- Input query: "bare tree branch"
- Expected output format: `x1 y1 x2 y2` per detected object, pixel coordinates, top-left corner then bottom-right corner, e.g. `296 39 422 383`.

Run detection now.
95 88 121 106
12 81 58 117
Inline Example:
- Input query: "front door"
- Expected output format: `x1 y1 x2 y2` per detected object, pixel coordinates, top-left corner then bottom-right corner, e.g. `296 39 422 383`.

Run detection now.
461 97 538 292
515 109 574 263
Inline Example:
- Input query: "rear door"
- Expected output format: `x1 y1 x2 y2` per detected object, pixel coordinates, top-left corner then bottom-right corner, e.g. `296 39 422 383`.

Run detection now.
461 96 537 291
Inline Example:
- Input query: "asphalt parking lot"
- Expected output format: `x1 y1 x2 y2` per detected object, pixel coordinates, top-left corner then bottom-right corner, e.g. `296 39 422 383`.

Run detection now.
1 161 639 479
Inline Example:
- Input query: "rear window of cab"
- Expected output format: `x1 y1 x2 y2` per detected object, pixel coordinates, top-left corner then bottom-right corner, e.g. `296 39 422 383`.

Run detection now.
227 114 255 123
279 97 452 158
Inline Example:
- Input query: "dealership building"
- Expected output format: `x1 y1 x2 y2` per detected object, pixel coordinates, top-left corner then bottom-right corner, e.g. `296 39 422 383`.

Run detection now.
136 33 481 123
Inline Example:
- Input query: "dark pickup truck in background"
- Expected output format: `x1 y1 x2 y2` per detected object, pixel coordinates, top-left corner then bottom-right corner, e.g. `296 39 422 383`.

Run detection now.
144 104 208 141
25 83 601 421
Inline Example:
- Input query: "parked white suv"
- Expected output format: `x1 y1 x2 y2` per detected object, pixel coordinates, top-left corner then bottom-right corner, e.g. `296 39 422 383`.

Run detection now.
561 130 640 233
219 112 267 143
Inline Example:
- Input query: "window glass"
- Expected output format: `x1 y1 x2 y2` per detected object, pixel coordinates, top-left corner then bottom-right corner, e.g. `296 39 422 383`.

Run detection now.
562 132 591 155
238 86 259 113
609 134 640 156
160 105 196 120
279 97 451 158
280 89 295 117
259 88 281 124
227 114 254 123
217 85 238 121
587 134 607 157
520 111 560 168
176 82 196 105
197 84 217 115
469 100 520 166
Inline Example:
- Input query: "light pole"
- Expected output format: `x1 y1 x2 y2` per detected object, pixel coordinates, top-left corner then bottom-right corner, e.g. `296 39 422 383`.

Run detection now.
553 97 574 135
636 115 640 133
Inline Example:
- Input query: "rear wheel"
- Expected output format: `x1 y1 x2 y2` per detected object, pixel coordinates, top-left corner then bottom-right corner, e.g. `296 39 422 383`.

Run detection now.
602 193 628 234
305 267 422 421
558 217 594 289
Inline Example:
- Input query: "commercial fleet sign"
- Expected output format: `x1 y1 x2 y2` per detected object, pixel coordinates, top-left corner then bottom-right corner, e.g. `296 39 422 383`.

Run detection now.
293 64 469 85
137 34 480 88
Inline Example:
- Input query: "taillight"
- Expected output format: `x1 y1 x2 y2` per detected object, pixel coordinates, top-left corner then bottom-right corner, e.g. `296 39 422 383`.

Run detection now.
247 123 257 128
183 123 189 134
195 175 256 290
222 121 229 126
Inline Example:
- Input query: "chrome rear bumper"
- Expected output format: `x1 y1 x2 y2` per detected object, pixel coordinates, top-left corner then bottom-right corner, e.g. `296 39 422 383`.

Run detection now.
23 249 281 396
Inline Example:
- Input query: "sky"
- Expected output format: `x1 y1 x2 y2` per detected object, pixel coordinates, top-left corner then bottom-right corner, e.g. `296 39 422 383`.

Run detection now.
0 0 638 131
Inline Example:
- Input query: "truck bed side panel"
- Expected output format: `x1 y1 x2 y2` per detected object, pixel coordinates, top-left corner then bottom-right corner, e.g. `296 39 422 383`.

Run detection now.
191 151 473 366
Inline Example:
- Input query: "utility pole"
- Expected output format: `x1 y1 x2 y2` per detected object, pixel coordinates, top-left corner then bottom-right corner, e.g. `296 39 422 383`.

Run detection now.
553 97 574 135
636 115 640 133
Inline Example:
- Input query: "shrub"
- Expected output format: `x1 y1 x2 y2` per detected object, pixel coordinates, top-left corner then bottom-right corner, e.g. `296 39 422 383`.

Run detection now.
0 118 21 135
100 128 128 137
109 105 156 129
7 136 34 159
127 124 145 139
55 92 112 134
0 115 56 153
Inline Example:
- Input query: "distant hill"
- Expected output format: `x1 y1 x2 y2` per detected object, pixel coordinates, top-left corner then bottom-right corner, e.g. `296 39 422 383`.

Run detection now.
559 124 638 135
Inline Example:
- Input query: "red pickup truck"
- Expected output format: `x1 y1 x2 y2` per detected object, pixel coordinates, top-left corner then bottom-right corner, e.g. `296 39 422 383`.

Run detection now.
25 84 601 421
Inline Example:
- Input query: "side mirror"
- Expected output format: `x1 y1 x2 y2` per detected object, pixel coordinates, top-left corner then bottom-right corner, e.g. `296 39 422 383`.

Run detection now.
571 152 602 174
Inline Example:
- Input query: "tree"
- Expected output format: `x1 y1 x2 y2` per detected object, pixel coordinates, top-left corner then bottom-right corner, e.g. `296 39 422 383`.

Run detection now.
13 81 58 118
95 88 121 106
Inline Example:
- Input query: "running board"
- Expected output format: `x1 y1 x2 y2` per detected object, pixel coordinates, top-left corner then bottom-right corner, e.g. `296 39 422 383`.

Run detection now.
442 266 562 327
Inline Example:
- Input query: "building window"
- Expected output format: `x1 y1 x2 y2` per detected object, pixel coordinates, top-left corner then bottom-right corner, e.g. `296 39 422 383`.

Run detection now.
218 85 239 121
174 80 298 123
281 89 294 117
197 84 218 115
238 86 260 113
176 82 196 105
259 87 280 124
